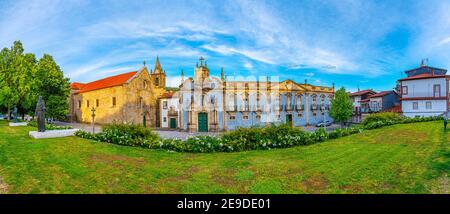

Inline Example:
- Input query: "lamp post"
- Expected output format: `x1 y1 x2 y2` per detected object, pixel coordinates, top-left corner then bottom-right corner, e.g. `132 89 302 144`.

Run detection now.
91 107 96 133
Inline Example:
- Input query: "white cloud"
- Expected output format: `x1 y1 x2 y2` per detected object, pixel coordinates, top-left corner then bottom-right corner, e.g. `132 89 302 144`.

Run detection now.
306 72 315 77
243 61 253 70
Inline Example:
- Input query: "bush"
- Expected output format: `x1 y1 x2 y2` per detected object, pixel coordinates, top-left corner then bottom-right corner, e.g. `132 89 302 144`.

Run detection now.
27 120 73 130
362 115 443 130
362 112 403 126
75 123 160 148
75 116 444 153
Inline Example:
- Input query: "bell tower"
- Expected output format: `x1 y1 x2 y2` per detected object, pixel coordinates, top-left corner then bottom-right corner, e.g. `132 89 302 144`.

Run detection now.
151 56 166 88
194 56 210 82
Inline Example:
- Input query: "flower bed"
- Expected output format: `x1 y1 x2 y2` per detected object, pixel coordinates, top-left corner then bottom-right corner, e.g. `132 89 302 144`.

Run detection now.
75 115 443 153
27 121 73 130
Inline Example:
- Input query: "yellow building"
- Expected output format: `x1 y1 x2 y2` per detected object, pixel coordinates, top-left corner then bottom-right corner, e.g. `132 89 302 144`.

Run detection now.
69 58 167 126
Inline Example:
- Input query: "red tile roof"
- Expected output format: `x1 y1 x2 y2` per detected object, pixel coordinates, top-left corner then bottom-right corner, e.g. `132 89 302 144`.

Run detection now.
349 89 376 96
74 71 137 93
70 82 85 90
399 73 447 81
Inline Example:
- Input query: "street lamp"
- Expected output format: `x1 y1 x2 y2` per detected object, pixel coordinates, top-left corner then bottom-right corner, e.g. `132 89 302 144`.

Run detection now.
91 107 96 133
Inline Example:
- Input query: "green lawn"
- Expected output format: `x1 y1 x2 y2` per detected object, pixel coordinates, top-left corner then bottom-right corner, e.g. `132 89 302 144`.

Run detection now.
0 120 448 194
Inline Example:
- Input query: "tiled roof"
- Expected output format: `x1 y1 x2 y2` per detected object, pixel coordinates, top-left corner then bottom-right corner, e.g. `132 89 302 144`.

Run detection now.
75 71 137 93
70 82 85 90
349 89 376 96
369 91 391 98
399 73 447 81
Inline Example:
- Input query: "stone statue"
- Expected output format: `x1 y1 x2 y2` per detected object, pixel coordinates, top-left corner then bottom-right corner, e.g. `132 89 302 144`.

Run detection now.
12 106 18 122
35 96 46 132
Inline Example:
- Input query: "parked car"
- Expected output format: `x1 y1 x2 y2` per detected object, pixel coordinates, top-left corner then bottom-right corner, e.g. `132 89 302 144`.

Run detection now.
316 120 332 127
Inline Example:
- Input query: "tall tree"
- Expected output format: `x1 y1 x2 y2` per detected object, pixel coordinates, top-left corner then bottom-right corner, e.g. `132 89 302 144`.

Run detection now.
0 41 70 121
329 87 353 127
34 54 70 120
0 41 23 120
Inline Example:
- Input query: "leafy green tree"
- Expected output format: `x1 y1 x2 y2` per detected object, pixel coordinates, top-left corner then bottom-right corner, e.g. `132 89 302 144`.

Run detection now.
0 42 23 120
0 41 70 121
329 87 353 127
34 54 70 120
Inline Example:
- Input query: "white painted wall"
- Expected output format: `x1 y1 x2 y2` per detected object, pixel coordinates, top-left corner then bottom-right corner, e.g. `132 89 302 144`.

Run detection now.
402 78 447 98
402 100 446 117
160 97 179 128
401 77 448 117
352 96 361 108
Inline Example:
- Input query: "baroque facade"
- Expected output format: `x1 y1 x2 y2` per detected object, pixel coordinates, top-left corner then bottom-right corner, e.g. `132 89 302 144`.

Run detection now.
179 57 335 132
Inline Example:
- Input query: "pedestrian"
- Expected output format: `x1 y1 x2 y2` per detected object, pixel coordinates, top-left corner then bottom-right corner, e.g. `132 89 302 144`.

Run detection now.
444 115 448 131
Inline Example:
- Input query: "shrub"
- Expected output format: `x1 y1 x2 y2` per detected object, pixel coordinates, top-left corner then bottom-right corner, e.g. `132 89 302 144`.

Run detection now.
75 123 160 148
362 112 403 126
75 116 443 153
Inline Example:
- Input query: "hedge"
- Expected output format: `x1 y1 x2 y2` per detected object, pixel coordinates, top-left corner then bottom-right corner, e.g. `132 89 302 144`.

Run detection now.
75 115 443 153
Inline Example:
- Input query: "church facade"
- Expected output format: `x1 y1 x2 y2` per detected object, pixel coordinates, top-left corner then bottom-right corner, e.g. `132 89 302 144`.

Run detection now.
69 57 167 126
178 57 335 132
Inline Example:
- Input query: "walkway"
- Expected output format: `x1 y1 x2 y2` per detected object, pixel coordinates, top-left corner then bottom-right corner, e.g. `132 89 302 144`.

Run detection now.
154 130 219 140
54 121 103 134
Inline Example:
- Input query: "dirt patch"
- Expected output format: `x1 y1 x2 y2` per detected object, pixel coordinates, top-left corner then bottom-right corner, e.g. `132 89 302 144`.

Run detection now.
211 168 251 193
301 174 330 193
0 176 8 194
432 174 449 194
90 154 147 167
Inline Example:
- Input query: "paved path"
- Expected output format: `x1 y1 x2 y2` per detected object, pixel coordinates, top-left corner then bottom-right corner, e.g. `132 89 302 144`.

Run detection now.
54 122 103 134
55 121 341 139
154 130 220 140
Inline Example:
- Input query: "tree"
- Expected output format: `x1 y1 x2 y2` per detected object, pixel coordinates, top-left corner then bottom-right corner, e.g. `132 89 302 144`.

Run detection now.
0 41 70 121
34 54 70 120
0 42 23 120
329 87 353 127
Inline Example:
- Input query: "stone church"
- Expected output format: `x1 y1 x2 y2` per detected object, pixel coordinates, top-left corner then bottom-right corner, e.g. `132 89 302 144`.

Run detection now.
69 57 167 126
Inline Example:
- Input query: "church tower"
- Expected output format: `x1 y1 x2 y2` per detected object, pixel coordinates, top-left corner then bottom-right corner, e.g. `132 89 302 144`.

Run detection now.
150 56 166 89
194 56 210 82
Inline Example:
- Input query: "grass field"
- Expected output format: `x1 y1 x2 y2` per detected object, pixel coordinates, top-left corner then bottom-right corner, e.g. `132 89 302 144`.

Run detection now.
0 120 448 194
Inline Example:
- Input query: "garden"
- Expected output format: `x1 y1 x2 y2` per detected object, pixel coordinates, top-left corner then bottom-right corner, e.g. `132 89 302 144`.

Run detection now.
0 116 448 193
74 112 444 153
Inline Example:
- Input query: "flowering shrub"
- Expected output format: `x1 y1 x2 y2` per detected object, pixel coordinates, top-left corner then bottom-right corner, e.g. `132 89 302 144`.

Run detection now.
28 120 73 130
75 116 443 153
75 123 160 148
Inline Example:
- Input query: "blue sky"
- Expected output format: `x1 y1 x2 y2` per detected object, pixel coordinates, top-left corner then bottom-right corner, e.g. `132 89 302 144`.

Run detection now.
1 0 450 92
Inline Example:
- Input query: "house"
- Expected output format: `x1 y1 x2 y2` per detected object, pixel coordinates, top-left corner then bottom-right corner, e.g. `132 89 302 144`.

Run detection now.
69 57 167 125
398 63 449 117
349 89 376 115
159 92 180 129
178 57 335 132
359 90 400 113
